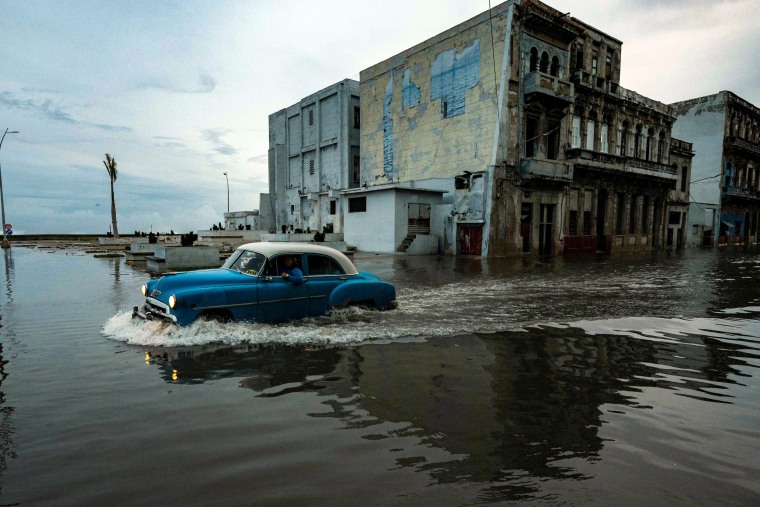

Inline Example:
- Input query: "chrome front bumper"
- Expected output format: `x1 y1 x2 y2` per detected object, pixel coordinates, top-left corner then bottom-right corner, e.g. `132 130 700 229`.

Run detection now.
132 298 178 323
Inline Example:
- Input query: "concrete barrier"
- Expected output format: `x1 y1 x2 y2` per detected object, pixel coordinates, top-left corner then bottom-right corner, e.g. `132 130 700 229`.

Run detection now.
148 246 221 271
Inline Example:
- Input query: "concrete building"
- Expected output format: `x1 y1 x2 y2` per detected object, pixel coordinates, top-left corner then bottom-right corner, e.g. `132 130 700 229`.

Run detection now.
265 79 361 236
358 0 691 256
671 91 760 247
666 138 694 250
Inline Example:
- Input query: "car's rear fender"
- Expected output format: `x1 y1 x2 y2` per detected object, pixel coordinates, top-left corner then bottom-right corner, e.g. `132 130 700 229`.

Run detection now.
328 279 396 309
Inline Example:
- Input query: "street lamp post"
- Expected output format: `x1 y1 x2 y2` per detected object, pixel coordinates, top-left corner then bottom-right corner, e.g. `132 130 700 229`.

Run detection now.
223 172 229 213
0 128 20 249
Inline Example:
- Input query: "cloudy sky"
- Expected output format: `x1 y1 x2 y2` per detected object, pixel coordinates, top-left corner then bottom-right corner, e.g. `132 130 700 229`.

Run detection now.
1 0 757 234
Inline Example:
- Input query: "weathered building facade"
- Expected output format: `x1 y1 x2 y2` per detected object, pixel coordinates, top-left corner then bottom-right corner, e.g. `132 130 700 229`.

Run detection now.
266 79 361 235
358 0 691 256
671 91 760 247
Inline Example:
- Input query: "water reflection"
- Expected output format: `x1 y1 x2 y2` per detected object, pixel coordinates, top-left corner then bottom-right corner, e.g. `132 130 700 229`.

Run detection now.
0 343 15 496
141 316 760 501
2 249 13 305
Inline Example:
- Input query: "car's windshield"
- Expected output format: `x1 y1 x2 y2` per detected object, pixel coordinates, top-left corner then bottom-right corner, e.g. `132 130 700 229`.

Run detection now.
225 250 266 276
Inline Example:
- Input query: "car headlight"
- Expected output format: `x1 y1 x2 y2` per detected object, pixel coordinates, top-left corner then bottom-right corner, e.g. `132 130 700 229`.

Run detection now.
141 284 147 296
168 295 177 309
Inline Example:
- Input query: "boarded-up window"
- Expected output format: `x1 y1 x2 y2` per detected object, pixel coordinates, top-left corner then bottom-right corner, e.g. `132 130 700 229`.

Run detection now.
348 197 366 213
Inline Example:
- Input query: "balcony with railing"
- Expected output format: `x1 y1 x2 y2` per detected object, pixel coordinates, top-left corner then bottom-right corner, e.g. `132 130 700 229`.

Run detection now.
571 70 674 117
519 158 573 182
566 148 677 181
724 136 760 156
523 71 574 106
723 185 760 201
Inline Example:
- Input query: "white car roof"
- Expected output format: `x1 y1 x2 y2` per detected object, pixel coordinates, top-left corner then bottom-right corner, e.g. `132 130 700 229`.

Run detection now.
238 242 359 275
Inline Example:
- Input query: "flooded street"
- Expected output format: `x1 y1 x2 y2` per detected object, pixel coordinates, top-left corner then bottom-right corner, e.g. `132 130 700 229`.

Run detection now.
1 247 760 505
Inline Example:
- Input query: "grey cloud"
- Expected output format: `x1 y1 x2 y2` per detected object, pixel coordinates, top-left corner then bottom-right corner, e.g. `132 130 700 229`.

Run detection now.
0 91 132 132
201 128 237 155
247 153 268 163
136 73 217 94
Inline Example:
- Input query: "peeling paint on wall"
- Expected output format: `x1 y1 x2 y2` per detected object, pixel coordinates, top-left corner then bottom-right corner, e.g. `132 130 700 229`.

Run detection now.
402 68 421 113
383 74 395 178
430 39 481 118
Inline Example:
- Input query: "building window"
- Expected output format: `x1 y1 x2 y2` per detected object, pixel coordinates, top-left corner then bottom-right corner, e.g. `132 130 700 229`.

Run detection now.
526 115 539 157
353 106 360 129
308 109 314 126
571 116 581 148
642 196 650 230
629 195 638 234
530 47 538 72
591 55 598 75
585 117 595 151
600 124 609 153
348 196 366 213
290 204 294 215
353 156 360 184
669 211 681 225
620 121 629 157
583 189 592 235
658 131 665 163
616 193 625 234
442 100 449 118
540 51 549 73
575 49 584 72
681 166 688 192
329 200 336 215
309 159 315 176
634 125 643 159
569 210 578 236
547 120 560 160
550 56 559 77
606 50 612 78
583 211 592 235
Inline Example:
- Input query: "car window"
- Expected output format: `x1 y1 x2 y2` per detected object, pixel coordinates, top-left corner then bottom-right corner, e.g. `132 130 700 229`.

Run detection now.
229 251 266 276
264 255 303 276
307 254 345 276
221 250 242 269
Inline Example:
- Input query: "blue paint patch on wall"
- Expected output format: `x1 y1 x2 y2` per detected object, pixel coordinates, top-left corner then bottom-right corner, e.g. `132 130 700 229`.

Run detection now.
402 68 420 113
383 75 394 178
430 39 480 118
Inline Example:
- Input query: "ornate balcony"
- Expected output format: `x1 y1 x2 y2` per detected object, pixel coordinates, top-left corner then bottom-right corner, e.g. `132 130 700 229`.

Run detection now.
723 186 760 201
724 136 760 157
565 148 677 181
523 71 574 107
520 158 573 182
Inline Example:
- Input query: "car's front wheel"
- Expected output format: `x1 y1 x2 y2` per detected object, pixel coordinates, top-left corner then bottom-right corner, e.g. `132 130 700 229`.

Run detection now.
197 310 234 323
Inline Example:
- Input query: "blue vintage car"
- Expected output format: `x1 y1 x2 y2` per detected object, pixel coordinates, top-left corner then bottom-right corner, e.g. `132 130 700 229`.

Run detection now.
133 242 397 326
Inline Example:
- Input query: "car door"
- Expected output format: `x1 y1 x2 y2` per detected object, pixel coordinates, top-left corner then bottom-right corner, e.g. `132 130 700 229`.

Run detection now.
257 254 309 322
305 253 347 316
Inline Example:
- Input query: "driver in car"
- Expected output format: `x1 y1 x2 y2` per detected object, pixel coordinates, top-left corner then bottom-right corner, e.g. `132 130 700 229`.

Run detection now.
280 256 303 285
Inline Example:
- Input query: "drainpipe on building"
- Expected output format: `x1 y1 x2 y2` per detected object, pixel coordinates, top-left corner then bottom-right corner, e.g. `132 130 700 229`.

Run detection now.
483 0 517 256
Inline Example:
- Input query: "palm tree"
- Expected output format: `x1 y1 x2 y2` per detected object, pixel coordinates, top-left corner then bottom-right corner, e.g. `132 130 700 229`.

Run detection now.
103 153 119 238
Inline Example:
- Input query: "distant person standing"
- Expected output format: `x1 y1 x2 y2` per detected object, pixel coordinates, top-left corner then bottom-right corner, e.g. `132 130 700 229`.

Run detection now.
280 256 303 285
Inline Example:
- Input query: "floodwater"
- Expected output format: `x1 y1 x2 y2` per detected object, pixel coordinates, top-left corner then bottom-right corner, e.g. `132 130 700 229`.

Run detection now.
1 246 759 505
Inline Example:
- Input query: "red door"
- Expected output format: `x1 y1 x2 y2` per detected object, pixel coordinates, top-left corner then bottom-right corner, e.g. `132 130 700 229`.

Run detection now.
458 224 482 255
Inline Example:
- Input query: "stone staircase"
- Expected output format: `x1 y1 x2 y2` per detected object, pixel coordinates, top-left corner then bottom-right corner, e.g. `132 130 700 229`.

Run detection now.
397 234 416 253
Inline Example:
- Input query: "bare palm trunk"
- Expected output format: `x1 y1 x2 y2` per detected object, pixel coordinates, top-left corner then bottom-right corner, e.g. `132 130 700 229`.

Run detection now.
110 179 119 238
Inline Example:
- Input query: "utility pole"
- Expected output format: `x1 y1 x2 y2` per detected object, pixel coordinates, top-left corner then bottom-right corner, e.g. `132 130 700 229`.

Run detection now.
0 128 20 249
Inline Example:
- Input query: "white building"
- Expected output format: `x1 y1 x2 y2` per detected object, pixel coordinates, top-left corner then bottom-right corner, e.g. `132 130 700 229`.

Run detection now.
265 79 361 235
672 91 760 247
